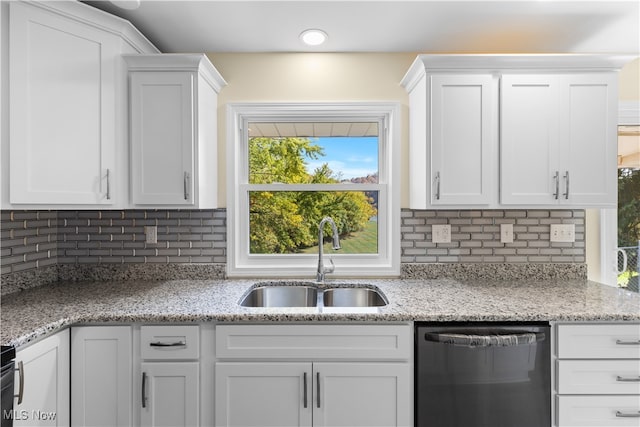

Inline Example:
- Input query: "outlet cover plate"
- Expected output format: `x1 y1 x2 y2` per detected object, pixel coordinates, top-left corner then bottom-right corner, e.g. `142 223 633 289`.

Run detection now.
145 226 158 244
550 224 575 243
500 223 514 243
432 224 451 244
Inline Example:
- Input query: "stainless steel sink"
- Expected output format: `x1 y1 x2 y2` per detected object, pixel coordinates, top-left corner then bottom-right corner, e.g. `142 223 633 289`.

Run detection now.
239 283 388 308
322 287 388 307
239 285 318 307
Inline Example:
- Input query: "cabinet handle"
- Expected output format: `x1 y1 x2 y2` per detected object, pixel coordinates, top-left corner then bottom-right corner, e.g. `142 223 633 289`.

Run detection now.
142 372 147 408
435 172 441 200
616 339 640 345
563 171 570 199
616 376 640 382
553 171 559 200
14 361 24 405
303 372 308 408
316 372 321 408
106 169 111 200
149 341 186 347
616 411 640 418
183 171 190 200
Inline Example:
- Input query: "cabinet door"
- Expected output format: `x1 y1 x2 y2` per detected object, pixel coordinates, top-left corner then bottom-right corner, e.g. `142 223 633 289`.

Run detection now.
501 74 560 205
430 74 494 205
313 363 411 427
9 2 117 205
71 326 132 427
215 362 312 427
130 71 195 205
140 362 198 427
13 330 70 427
559 73 618 207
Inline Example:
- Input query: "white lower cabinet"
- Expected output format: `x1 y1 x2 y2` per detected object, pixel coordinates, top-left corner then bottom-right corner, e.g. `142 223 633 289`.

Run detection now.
140 362 199 427
214 324 412 427
215 363 311 427
555 323 640 427
138 325 201 427
71 324 209 427
215 362 409 427
71 326 133 427
13 330 70 427
313 362 410 427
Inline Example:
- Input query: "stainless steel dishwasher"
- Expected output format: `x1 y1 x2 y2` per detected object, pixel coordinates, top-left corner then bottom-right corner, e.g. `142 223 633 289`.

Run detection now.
415 322 551 427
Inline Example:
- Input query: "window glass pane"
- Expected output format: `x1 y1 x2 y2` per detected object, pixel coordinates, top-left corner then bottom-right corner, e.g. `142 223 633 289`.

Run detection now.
248 122 379 184
249 191 378 254
617 125 639 292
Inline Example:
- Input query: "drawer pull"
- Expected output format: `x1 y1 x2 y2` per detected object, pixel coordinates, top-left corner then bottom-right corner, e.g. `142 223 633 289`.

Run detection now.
15 361 24 405
150 340 186 347
616 411 640 418
616 339 640 345
617 376 640 382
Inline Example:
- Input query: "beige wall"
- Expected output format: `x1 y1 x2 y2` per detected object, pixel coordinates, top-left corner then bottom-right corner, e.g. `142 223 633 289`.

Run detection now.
619 58 640 101
206 52 416 207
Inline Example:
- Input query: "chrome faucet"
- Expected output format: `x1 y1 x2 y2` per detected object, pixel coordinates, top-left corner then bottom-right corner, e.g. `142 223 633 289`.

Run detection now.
317 216 341 282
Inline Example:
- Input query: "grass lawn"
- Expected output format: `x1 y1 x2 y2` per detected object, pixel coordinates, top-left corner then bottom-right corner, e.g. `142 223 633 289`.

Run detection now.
300 220 378 254
618 269 639 286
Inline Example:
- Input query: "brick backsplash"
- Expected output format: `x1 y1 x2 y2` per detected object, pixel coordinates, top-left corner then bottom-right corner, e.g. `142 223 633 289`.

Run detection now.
1 209 227 277
57 210 227 265
2 208 585 280
0 211 58 275
401 209 585 263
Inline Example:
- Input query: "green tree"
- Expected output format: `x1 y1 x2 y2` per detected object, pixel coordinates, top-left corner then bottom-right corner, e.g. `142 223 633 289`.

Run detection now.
248 137 377 254
618 168 640 247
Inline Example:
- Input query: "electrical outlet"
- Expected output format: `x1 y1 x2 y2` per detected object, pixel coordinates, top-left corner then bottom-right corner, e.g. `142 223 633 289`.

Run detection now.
145 226 158 244
550 224 575 243
500 223 514 243
432 224 451 243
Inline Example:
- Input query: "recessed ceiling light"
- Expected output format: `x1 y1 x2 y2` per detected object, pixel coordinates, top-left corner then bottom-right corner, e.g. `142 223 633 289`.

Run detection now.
300 29 328 46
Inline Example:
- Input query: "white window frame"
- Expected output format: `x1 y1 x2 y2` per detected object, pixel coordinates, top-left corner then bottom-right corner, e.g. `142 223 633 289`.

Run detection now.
599 101 640 286
226 102 400 278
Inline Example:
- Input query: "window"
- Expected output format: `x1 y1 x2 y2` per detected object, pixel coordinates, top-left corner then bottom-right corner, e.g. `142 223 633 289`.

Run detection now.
227 103 400 278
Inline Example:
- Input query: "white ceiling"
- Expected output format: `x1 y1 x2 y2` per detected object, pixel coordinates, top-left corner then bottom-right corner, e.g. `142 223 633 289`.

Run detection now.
84 0 640 54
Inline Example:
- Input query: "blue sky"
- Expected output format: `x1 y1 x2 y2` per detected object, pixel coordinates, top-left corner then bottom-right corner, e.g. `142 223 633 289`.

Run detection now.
305 137 378 180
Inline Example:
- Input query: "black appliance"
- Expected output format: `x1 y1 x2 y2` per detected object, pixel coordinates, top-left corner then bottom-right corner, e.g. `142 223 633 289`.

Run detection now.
1 346 16 427
415 322 551 427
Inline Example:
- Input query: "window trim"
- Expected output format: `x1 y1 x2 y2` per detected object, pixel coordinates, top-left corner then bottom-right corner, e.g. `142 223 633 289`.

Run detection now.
226 102 401 278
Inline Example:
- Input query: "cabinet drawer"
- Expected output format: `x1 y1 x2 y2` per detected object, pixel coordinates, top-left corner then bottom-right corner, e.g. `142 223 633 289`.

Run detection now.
557 360 640 394
215 324 411 360
557 396 640 426
557 324 640 359
140 325 199 360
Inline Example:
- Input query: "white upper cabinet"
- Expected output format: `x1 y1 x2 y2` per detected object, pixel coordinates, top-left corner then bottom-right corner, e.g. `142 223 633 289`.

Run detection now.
125 54 226 208
402 61 497 208
501 73 618 207
402 54 631 209
430 74 495 206
5 0 157 208
501 74 560 205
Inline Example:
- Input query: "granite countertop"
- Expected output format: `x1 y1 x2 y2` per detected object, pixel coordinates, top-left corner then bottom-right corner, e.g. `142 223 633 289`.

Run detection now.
2 278 639 348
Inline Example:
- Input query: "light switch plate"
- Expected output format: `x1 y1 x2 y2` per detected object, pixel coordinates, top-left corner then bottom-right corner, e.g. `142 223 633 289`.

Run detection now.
500 223 514 243
550 224 575 243
432 224 451 243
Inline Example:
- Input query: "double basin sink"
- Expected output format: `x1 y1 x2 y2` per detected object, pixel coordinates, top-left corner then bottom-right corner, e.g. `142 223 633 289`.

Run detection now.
239 282 388 308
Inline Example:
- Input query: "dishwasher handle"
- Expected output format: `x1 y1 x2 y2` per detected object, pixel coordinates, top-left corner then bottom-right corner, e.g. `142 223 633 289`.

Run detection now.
424 331 545 348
